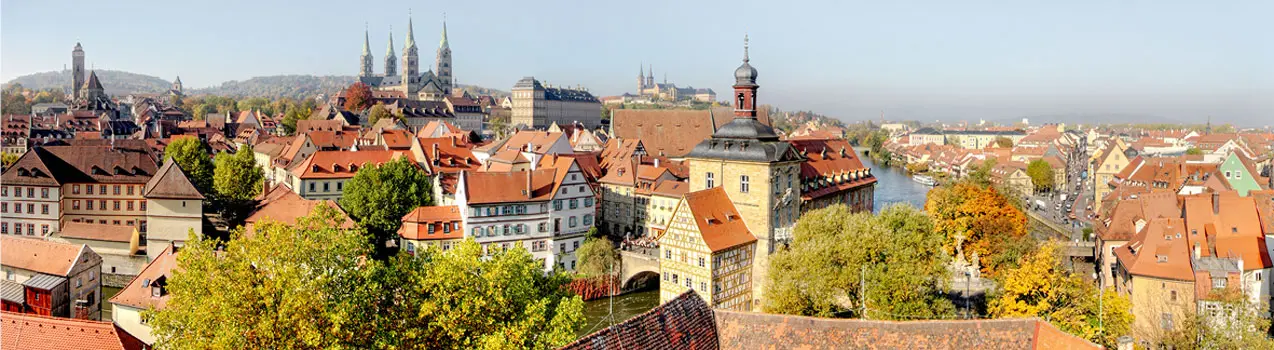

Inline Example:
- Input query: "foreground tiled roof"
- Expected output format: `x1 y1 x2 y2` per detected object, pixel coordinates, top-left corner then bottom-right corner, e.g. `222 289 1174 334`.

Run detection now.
564 291 1099 350
0 237 85 276
399 205 464 240
561 291 720 350
714 311 1097 349
1 311 140 350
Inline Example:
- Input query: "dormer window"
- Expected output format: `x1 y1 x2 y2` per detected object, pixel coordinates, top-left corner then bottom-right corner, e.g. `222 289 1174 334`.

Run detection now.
1156 255 1168 263
312 164 321 172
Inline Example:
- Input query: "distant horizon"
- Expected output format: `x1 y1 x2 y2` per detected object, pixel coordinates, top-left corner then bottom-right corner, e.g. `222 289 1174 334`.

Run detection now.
3 1 1269 125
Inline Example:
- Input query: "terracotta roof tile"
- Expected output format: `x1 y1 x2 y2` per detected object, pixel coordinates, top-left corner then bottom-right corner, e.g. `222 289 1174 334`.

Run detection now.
289 150 406 179
1 311 136 350
679 187 756 253
461 167 559 204
56 222 136 243
0 237 86 277
109 244 177 310
561 291 719 350
398 206 464 240
244 185 355 235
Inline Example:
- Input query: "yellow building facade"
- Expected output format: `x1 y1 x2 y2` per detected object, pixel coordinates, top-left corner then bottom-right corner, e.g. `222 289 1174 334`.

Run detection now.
658 187 756 310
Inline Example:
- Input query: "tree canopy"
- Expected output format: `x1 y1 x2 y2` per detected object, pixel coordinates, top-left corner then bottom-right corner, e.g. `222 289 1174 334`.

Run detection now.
213 145 264 226
1025 159 1056 192
149 207 584 349
343 82 373 112
925 181 1030 276
574 232 617 278
163 138 215 195
367 103 400 126
989 243 1132 348
765 204 956 320
993 137 1014 148
338 157 433 255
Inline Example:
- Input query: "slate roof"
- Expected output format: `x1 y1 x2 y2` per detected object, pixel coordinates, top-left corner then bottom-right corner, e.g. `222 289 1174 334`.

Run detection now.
143 159 204 199
37 140 158 184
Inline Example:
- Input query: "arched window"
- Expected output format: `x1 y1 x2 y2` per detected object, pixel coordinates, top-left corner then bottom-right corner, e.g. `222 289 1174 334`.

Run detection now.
737 93 745 108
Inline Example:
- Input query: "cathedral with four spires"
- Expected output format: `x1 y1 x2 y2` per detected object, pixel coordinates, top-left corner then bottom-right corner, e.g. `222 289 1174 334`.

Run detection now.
357 15 453 102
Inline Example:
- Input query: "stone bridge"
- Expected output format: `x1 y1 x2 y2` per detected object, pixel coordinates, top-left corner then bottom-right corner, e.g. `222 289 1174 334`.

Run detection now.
619 249 660 291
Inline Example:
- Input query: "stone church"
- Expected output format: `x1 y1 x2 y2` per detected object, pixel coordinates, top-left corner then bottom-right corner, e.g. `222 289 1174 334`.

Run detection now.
357 15 453 102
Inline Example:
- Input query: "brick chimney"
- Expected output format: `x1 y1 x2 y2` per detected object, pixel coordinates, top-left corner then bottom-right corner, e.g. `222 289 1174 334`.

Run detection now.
525 170 533 199
1213 191 1220 215
431 143 440 165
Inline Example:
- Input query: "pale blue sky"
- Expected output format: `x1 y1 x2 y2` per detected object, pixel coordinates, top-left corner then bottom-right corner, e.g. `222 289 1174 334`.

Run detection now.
3 0 1270 125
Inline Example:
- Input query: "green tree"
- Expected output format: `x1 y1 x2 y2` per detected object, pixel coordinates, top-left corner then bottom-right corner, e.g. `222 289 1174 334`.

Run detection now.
367 103 393 126
1159 288 1274 349
1185 147 1204 156
163 138 214 195
574 231 617 278
339 157 433 256
1 88 31 115
281 105 307 135
213 145 264 226
993 137 1014 148
989 243 1133 348
150 207 584 349
765 204 956 319
965 158 997 187
236 97 273 115
1025 159 1056 193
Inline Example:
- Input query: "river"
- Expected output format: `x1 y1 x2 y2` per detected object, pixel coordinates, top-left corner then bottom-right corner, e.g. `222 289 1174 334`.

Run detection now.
856 147 932 211
579 148 934 334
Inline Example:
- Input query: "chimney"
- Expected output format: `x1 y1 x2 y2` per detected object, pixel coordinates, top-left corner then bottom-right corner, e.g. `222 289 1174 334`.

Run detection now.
1193 243 1201 259
653 158 660 168
525 170 533 199
431 143 440 165
1212 191 1220 214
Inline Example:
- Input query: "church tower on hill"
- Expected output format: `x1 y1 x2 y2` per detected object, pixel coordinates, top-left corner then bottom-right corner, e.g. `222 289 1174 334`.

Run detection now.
685 35 804 311
72 43 85 99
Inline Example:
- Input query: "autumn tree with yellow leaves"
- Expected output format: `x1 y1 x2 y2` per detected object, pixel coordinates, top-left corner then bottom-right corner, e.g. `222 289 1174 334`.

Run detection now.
989 243 1133 348
925 181 1032 276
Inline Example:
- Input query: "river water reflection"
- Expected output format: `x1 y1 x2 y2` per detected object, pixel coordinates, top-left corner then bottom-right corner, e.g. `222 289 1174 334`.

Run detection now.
578 148 935 335
857 147 932 212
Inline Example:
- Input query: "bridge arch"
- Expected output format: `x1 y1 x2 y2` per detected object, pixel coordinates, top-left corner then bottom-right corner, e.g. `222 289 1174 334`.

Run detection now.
619 250 660 292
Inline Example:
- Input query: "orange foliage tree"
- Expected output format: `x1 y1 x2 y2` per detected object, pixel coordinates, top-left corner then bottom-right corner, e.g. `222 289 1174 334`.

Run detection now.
342 82 373 112
925 182 1030 276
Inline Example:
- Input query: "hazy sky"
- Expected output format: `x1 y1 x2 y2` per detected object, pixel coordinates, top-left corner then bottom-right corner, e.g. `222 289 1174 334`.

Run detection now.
3 0 1270 125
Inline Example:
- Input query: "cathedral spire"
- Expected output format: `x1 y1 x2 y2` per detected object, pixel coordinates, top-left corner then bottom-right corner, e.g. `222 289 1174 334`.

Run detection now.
386 25 395 56
440 13 449 49
405 11 417 50
362 23 371 56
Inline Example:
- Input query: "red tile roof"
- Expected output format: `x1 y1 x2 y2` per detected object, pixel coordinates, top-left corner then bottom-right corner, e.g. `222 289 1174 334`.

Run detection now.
1 311 139 350
416 137 481 174
0 237 86 277
678 186 756 253
611 107 771 158
289 150 406 179
461 168 559 204
245 185 355 234
1114 218 1194 281
398 206 464 240
109 244 177 311
57 222 135 243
